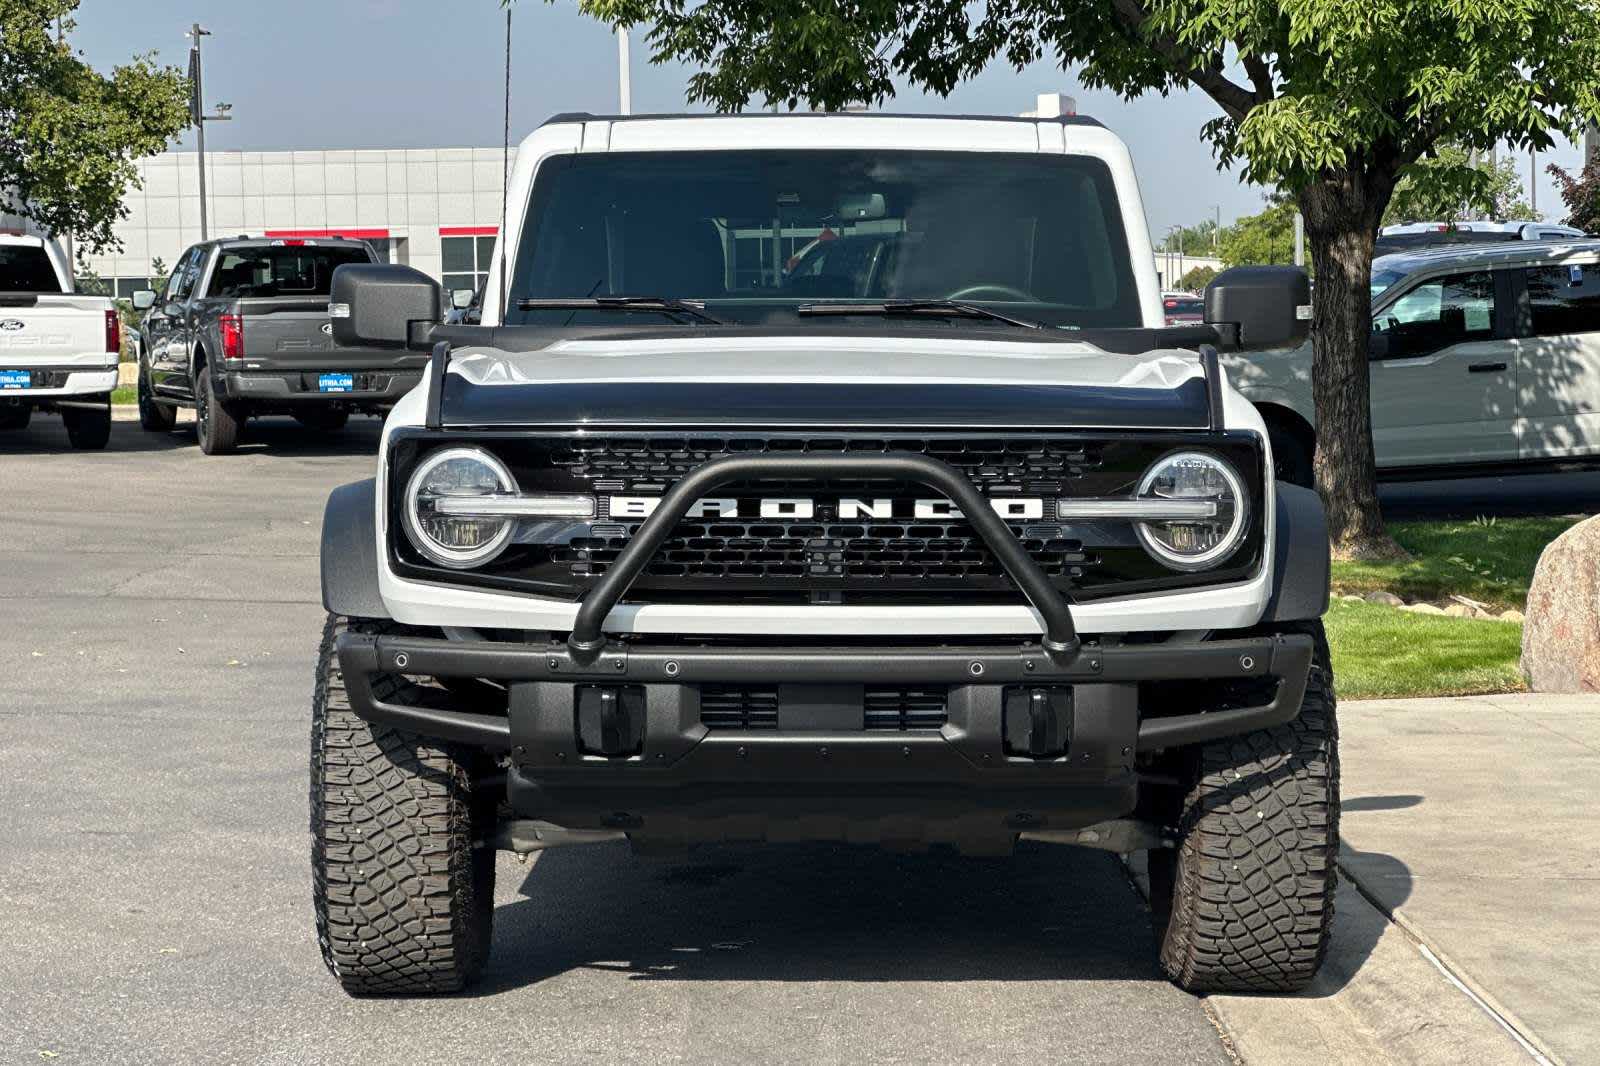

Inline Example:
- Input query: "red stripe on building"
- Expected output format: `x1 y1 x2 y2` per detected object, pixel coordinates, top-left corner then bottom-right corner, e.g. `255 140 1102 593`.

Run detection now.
438 225 499 237
263 228 391 240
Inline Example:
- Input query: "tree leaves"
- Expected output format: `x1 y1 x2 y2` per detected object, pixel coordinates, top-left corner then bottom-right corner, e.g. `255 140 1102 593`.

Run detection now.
0 0 191 253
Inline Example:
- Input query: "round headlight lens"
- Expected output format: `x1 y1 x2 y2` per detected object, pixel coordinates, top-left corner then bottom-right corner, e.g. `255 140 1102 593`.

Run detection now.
1135 451 1249 571
403 447 517 569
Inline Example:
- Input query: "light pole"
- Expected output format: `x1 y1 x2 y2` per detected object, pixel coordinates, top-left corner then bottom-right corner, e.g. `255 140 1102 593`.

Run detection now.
617 28 631 115
186 24 233 240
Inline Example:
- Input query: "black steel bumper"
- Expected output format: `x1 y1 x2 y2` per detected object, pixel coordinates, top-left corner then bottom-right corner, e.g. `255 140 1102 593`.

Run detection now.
334 630 1313 839
222 367 422 404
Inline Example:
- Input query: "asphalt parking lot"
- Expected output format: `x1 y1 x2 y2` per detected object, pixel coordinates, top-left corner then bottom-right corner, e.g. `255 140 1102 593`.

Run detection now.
0 415 1235 1065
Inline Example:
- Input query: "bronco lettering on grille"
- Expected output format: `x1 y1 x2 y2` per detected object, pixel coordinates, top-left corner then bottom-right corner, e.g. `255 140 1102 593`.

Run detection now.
607 496 1045 520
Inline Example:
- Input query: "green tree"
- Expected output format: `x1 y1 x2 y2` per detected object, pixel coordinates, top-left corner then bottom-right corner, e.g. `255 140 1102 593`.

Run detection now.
0 0 190 253
1177 265 1218 292
582 0 1600 557
1217 199 1298 267
1385 145 1537 226
1547 155 1600 233
1157 220 1217 255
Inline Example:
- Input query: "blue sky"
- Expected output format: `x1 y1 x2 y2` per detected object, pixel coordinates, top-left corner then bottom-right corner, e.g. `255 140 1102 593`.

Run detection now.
71 0 1584 239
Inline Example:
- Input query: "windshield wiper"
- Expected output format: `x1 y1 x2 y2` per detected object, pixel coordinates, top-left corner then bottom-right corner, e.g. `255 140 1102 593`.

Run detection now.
514 296 725 324
795 300 1045 330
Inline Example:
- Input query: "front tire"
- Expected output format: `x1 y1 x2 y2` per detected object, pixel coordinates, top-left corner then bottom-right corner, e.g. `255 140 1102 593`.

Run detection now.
310 614 496 995
138 357 177 432
1149 620 1338 994
196 368 240 455
63 404 112 450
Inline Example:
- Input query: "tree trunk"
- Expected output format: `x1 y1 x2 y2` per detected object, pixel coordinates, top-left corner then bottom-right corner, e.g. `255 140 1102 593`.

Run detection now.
1298 175 1406 560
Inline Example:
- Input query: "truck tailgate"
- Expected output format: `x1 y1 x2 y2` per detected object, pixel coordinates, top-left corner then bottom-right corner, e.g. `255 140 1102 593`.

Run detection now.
0 295 111 368
236 298 423 370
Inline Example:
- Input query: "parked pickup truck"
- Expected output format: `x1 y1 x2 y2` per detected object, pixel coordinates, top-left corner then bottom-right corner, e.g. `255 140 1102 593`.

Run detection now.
312 112 1334 998
0 232 119 449
132 237 428 454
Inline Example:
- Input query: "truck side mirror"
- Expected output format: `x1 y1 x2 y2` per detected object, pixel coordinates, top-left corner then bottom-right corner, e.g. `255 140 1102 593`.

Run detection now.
131 289 156 311
450 288 475 310
328 264 442 350
1203 266 1311 352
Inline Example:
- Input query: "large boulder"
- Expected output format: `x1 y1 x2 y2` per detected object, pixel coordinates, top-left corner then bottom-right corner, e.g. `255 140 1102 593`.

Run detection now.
1522 515 1600 693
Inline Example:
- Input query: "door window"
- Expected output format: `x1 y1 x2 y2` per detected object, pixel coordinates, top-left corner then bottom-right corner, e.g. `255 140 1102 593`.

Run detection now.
1524 263 1600 337
1373 271 1495 357
168 247 203 302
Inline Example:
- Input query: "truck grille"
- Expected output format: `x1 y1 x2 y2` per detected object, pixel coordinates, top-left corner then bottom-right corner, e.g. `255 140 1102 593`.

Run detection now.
698 685 949 730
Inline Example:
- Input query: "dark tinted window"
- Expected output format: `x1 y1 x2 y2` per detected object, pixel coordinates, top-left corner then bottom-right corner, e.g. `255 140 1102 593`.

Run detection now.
1373 271 1495 357
206 245 370 298
507 150 1141 328
1525 263 1600 337
0 244 63 293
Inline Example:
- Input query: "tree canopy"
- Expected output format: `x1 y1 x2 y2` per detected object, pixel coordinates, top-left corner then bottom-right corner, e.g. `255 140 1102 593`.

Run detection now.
0 0 190 252
1547 154 1600 233
1384 146 1536 226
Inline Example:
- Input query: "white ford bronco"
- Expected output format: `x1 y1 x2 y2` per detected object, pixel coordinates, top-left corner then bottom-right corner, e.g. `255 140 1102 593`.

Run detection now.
311 111 1335 997
0 232 119 448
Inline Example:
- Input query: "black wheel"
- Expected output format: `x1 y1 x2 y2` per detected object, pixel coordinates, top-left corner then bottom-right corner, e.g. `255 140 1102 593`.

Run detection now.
1266 420 1314 488
195 368 240 455
1149 620 1338 994
310 614 497 995
63 404 112 450
293 408 350 431
138 356 176 432
0 403 31 432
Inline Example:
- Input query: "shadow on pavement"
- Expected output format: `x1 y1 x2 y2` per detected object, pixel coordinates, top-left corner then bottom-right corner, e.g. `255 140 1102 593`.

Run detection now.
1341 794 1423 813
0 414 383 458
479 840 1174 995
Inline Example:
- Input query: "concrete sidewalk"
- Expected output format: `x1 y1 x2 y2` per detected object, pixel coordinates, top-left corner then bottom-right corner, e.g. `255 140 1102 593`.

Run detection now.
1337 693 1600 1065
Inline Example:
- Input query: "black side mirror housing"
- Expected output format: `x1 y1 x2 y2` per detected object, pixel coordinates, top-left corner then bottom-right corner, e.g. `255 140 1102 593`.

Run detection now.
329 264 441 350
1204 266 1311 352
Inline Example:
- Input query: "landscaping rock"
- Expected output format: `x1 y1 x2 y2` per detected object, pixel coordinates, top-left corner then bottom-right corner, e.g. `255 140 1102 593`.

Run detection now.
1500 609 1525 623
1401 603 1446 615
1364 590 1405 607
1522 515 1600 692
1443 604 1474 618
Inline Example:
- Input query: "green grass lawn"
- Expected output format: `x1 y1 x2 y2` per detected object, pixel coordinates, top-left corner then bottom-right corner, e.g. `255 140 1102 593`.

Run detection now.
110 386 135 405
1326 598 1526 699
1329 516 1583 610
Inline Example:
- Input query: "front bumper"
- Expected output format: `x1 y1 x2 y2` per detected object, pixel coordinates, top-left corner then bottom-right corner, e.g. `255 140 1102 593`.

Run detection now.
223 367 422 405
0 367 117 400
335 630 1313 841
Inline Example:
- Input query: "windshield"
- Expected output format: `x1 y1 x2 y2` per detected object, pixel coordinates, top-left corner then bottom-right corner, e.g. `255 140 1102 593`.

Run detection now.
506 150 1141 329
0 245 63 294
1370 268 1406 301
207 245 371 298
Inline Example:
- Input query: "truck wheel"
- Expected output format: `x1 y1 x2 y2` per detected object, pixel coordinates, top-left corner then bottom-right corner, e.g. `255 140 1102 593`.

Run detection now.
63 405 112 450
310 614 496 995
1149 620 1338 994
294 408 350 432
0 404 30 431
196 370 240 455
138 359 176 432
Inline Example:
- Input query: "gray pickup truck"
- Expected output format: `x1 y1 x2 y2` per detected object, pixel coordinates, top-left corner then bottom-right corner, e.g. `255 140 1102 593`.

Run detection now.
132 237 429 454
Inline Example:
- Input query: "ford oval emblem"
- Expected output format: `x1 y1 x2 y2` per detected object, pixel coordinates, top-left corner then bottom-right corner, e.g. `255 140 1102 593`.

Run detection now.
0 320 24 332
320 322 333 335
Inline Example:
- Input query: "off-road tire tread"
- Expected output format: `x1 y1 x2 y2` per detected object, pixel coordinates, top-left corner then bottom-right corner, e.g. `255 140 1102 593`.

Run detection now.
197 370 240 455
310 614 494 995
1159 619 1338 994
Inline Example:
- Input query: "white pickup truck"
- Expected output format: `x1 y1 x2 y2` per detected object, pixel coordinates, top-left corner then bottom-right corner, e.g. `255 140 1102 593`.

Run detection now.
0 232 119 449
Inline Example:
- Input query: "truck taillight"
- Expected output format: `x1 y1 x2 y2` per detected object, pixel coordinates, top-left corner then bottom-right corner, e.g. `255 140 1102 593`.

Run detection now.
104 309 120 354
220 314 244 364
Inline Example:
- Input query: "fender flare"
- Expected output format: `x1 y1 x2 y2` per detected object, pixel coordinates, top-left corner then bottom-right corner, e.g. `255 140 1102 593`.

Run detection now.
320 479 390 620
1262 482 1330 622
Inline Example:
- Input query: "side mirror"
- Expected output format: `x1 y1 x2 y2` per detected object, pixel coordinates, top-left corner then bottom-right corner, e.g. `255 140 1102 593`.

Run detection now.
131 289 156 311
1368 332 1391 360
328 264 442 350
450 287 475 310
1204 266 1311 352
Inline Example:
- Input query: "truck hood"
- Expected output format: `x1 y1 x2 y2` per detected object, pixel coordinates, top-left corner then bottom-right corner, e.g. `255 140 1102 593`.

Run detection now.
439 334 1212 430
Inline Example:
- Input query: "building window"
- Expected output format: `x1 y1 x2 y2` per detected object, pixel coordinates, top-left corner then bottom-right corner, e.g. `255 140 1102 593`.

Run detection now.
113 277 153 299
441 234 496 297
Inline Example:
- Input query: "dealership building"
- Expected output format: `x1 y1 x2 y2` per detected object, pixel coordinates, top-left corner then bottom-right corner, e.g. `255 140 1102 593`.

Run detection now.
76 146 516 299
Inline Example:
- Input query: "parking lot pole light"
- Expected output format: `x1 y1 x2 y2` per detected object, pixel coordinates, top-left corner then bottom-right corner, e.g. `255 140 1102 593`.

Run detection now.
185 24 233 242
617 28 631 115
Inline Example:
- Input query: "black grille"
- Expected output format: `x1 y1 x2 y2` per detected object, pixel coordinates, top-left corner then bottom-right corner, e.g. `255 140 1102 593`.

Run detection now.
864 687 949 730
696 685 949 730
699 685 779 729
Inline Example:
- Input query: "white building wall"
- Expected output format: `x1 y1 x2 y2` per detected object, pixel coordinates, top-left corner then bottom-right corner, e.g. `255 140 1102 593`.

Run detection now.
82 146 518 296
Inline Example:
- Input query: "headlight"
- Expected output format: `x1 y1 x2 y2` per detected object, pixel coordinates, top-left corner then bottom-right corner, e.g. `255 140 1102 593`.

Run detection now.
1134 451 1249 571
403 446 517 569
